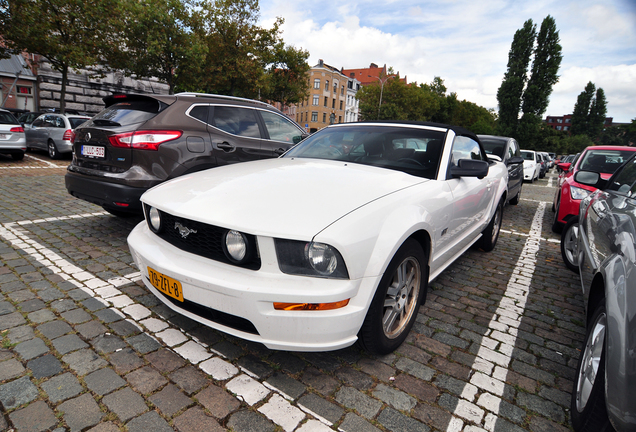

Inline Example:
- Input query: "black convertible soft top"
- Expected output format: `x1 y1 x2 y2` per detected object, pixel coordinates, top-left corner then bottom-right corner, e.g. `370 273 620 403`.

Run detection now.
353 120 480 143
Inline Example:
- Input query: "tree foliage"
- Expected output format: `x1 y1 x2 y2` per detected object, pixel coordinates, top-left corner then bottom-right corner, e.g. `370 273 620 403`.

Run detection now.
356 76 496 133
496 19 535 137
2 0 121 111
570 82 608 139
495 16 562 147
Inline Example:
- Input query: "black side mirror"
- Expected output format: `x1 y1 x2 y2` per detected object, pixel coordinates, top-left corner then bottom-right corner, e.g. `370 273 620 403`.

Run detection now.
450 159 489 179
574 170 607 190
508 156 524 165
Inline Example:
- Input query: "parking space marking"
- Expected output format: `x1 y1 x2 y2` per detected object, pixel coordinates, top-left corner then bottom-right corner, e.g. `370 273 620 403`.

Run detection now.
447 202 547 431
0 212 326 430
0 154 68 169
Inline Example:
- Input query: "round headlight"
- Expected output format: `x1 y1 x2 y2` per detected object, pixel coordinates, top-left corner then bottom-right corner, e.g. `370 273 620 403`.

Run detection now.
306 242 338 275
225 230 247 263
148 207 161 232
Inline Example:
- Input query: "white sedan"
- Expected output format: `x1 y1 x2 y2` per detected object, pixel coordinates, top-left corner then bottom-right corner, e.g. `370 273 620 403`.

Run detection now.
128 122 508 354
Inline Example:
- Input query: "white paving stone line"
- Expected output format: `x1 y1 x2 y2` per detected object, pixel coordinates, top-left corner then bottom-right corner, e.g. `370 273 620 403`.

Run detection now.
446 202 546 432
1 214 317 431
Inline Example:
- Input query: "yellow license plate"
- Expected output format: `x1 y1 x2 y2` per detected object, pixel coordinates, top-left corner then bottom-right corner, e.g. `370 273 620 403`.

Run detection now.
148 267 184 302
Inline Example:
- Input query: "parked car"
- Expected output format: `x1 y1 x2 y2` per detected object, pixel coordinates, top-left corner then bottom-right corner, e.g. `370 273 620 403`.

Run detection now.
0 109 27 160
557 153 577 173
127 121 508 354
537 152 549 178
25 113 91 159
553 146 636 235
66 93 307 217
569 153 636 432
521 149 540 182
478 134 524 205
17 111 45 127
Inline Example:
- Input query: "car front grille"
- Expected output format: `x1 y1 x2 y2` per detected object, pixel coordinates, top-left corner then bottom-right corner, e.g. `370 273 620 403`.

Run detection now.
147 205 261 270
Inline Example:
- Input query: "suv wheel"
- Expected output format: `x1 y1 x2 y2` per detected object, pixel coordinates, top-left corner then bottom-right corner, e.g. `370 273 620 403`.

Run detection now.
48 140 60 160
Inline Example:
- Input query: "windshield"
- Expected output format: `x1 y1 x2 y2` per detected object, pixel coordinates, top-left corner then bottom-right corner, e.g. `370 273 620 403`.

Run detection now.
481 139 506 158
0 112 19 125
578 149 636 174
283 125 446 179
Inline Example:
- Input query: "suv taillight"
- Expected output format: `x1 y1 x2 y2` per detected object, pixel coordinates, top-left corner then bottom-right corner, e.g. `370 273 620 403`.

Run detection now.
10 126 24 133
63 129 75 141
108 130 183 151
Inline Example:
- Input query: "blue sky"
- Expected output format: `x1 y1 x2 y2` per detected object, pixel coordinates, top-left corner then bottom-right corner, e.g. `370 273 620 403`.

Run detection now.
259 0 636 123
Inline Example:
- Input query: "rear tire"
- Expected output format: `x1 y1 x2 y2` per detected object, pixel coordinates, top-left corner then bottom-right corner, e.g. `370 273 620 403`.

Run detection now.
359 239 428 355
479 198 503 252
571 300 612 432
561 217 580 273
48 140 60 160
11 151 24 161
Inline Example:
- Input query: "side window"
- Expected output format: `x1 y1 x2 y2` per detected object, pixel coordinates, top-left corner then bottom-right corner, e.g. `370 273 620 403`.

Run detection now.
608 156 636 197
55 116 65 128
259 111 303 143
510 140 520 157
32 117 44 127
450 136 484 167
189 105 209 123
43 115 56 127
211 106 260 138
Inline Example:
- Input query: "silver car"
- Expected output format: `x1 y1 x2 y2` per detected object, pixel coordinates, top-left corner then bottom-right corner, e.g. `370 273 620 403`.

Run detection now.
571 154 636 431
0 109 27 160
25 113 90 159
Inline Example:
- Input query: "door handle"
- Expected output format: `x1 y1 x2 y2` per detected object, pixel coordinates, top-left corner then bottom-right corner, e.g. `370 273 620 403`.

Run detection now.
216 142 235 152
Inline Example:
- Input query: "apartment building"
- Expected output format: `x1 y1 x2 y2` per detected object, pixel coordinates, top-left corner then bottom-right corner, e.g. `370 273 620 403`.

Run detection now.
545 114 614 133
296 60 349 133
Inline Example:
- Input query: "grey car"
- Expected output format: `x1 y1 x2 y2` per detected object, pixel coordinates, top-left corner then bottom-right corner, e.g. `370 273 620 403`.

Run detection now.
25 113 90 159
65 92 307 216
0 109 27 160
570 153 636 431
478 134 524 205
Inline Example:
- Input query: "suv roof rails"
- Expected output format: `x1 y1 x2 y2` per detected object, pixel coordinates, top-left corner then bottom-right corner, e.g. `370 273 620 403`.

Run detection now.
174 92 275 110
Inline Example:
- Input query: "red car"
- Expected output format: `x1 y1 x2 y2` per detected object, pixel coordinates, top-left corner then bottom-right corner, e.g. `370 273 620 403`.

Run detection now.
552 146 636 233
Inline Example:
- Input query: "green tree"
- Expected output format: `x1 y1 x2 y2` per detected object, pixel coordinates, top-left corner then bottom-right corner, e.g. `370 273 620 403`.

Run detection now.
570 82 595 136
496 19 536 137
588 87 607 138
2 0 121 112
518 15 562 146
261 44 310 105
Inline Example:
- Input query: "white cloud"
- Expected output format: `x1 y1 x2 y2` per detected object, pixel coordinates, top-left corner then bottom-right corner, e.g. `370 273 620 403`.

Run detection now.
261 0 636 122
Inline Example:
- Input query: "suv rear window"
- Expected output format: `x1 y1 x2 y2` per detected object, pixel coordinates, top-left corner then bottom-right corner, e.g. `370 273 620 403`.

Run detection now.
93 100 163 126
0 112 19 125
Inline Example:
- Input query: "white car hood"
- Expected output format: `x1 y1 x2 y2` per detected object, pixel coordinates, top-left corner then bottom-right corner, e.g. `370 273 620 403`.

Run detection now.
142 158 427 239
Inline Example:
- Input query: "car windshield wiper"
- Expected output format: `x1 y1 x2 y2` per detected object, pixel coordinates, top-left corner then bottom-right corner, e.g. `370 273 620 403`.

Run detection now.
92 119 121 127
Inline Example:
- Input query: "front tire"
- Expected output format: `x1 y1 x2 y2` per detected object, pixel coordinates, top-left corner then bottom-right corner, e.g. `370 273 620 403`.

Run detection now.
48 140 60 160
11 151 24 161
571 300 612 432
552 199 563 233
479 198 503 252
509 185 521 205
561 217 580 273
359 239 428 355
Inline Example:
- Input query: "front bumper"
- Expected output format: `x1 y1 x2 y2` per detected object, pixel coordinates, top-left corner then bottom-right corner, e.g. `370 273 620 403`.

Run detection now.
127 222 379 351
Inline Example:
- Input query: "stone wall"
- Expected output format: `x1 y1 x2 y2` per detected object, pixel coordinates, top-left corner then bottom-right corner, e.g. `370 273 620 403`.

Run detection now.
36 62 170 115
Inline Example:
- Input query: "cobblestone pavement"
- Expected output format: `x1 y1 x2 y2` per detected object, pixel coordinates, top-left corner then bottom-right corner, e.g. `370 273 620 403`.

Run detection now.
0 154 582 432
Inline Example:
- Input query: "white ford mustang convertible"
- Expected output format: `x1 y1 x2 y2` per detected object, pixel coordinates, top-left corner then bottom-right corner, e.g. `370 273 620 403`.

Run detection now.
128 121 508 354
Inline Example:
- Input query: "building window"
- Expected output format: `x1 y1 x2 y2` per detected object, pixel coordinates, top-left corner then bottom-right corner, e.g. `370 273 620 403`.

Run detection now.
311 112 318 122
341 85 345 95
313 79 320 89
325 80 329 90
338 116 342 123
340 100 343 110
556 126 562 130
565 118 571 123
564 126 569 131
332 99 335 108
333 83 337 93
322 113 326 123
312 95 319 106
324 96 328 107
557 118 563 123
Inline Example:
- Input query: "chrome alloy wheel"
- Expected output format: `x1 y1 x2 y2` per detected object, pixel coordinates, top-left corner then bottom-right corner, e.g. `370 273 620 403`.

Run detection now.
562 222 579 267
575 312 606 412
382 257 421 339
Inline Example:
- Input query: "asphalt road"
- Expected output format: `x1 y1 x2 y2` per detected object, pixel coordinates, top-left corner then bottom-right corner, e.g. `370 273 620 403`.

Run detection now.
0 152 582 432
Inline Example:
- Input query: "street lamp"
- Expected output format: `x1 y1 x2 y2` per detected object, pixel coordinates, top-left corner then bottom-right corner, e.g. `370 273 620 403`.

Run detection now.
369 74 390 120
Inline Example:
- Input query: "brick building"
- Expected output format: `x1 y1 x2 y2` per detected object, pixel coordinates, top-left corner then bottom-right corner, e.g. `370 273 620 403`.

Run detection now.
545 114 614 133
0 54 37 113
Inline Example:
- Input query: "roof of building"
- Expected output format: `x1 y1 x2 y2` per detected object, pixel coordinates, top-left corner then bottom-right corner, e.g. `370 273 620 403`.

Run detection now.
0 54 35 80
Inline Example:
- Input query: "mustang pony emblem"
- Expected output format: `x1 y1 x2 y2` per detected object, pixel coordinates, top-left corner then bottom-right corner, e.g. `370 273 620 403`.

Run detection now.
174 222 197 239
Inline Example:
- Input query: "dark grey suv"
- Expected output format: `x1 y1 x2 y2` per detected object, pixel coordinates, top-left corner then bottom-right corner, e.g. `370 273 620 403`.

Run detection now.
65 93 307 216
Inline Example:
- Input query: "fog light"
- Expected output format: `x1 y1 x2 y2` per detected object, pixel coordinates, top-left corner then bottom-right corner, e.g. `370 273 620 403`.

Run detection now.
149 207 161 232
225 230 247 262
